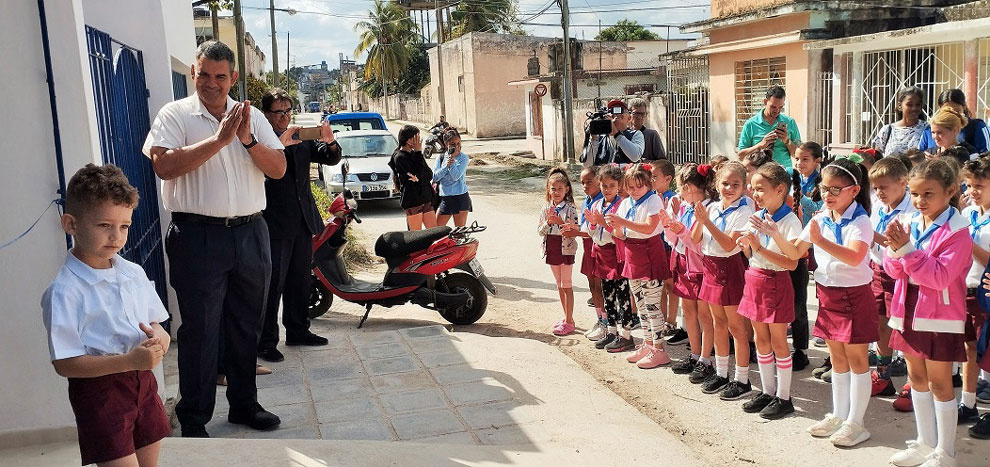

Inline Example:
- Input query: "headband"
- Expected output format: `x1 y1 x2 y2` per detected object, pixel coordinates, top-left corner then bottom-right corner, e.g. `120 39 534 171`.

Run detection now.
827 162 859 182
697 164 712 177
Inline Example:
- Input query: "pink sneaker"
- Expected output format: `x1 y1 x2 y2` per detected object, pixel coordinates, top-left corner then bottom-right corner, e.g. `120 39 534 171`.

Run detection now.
627 342 653 363
553 321 575 336
637 343 671 369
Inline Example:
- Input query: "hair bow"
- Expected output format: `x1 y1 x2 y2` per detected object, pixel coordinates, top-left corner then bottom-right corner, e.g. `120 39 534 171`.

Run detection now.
838 153 865 164
697 164 712 177
641 163 654 172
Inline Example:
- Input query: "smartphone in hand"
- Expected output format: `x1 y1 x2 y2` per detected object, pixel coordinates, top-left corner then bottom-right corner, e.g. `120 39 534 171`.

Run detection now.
296 127 322 140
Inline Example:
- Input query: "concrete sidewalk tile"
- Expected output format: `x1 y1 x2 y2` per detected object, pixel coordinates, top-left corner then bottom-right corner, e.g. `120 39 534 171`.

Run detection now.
309 377 375 403
364 355 421 376
380 388 447 415
476 424 532 446
407 431 479 445
314 398 382 424
406 336 457 354
306 361 365 381
298 346 359 365
267 402 317 430
240 425 319 440
442 379 514 406
399 325 448 340
255 367 305 389
257 384 311 408
260 349 304 369
349 330 401 346
370 371 437 394
390 408 468 440
430 364 490 385
418 351 470 369
456 401 526 430
319 419 394 441
355 342 412 361
203 416 250 439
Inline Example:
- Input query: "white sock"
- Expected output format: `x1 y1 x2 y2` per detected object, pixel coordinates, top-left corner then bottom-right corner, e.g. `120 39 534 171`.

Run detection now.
691 353 700 362
962 391 977 409
912 389 936 448
608 325 618 334
775 354 793 400
735 364 750 384
757 352 776 395
699 357 711 366
934 398 958 457
831 371 851 420
847 371 872 426
981 369 990 382
715 355 730 378
620 327 631 339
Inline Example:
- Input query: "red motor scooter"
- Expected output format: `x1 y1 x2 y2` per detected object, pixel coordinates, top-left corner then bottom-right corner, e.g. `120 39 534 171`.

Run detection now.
308 162 495 328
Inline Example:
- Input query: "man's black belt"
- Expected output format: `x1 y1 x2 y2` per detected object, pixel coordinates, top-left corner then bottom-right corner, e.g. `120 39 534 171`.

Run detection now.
172 211 262 227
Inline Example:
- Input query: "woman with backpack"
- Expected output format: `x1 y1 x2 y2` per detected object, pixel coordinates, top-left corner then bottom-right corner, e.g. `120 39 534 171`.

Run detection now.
872 86 929 156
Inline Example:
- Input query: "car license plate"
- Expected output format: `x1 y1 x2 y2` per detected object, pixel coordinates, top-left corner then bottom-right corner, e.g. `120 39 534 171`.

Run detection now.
363 183 388 192
468 258 484 276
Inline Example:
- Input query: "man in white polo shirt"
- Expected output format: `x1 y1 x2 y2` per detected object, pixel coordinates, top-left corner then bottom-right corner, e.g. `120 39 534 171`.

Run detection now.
143 40 286 438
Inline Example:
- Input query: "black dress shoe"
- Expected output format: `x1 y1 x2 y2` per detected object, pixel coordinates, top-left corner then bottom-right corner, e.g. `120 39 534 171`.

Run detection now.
181 425 210 438
791 349 810 371
229 403 281 431
285 332 329 346
258 347 285 363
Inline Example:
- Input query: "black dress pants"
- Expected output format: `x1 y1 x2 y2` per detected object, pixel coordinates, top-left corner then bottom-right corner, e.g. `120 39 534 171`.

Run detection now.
168 217 272 427
789 257 810 351
259 221 314 349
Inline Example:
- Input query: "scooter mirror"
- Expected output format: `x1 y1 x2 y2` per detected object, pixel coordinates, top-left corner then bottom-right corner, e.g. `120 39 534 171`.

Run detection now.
341 161 350 178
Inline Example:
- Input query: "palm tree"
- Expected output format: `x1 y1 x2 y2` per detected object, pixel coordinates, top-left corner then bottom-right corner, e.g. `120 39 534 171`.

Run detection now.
449 0 522 39
353 0 418 84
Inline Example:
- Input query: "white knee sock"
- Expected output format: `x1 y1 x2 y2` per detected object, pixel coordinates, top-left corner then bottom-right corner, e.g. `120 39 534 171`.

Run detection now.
981 369 989 382
962 391 976 409
912 389 936 448
715 355 729 378
934 398 958 457
831 371 851 420
847 371 871 426
734 364 750 384
757 352 776 396
775 354 793 400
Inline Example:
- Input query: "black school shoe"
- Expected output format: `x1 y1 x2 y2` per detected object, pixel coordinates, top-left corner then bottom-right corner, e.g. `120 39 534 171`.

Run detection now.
605 336 635 353
689 362 715 384
791 349 809 371
959 404 981 424
743 392 774 413
229 403 281 431
760 397 795 420
595 333 616 349
257 347 285 363
719 380 752 401
702 374 730 394
671 358 696 375
285 332 329 347
666 328 689 346
970 413 990 439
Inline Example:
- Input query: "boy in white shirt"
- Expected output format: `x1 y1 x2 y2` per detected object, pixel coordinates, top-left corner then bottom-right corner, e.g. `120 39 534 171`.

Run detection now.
42 164 171 466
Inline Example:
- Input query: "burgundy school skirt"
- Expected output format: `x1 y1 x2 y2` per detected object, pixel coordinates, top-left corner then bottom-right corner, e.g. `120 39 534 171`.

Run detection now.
698 254 746 306
581 237 595 277
545 234 575 266
966 291 988 342
738 267 795 324
889 285 966 362
871 261 896 317
593 242 624 280
621 235 670 281
813 283 879 344
68 370 171 465
671 251 704 300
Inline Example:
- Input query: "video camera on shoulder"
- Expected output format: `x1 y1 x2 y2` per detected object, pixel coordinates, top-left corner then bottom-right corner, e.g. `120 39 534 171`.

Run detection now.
586 107 616 136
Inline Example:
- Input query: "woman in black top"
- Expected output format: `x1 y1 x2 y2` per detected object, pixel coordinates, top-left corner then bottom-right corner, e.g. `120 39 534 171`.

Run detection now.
389 125 437 230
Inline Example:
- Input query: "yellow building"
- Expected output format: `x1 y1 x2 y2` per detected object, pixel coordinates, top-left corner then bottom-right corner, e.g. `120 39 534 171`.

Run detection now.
192 10 266 78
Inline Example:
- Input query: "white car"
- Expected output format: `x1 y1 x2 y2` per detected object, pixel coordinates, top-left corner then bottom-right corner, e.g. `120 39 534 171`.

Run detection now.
321 130 400 201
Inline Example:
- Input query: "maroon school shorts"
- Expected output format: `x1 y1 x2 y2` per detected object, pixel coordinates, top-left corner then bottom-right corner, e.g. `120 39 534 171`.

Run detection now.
544 234 574 266
871 261 896 317
68 370 171 465
581 237 595 277
671 251 703 301
889 285 967 362
813 283 879 344
698 254 746 307
966 292 988 342
738 267 795 324
621 235 670 282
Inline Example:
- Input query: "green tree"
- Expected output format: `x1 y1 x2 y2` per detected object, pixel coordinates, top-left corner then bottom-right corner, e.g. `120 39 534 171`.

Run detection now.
395 45 430 94
228 75 270 104
449 0 523 39
353 0 419 84
594 19 660 42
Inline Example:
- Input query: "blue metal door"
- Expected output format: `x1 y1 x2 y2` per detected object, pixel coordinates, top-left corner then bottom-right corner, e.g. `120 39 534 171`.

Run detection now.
86 26 169 315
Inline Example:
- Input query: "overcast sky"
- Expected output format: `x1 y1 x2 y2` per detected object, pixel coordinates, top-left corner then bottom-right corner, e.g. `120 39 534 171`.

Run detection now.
221 0 709 72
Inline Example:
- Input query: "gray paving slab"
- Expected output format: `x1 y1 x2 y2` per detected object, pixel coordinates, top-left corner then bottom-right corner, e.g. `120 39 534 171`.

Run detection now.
363 355 422 376
405 336 458 354
308 376 375 403
389 408 468 440
354 341 413 360
416 350 470 368
369 370 437 394
442 379 515 406
476 424 531 445
305 361 365 381
349 330 401 346
314 397 382 425
406 431 479 445
298 345 360 363
255 367 305 389
318 419 395 441
456 401 526 430
257 383 311 408
429 363 490 385
398 325 448 340
268 402 318 431
379 388 447 415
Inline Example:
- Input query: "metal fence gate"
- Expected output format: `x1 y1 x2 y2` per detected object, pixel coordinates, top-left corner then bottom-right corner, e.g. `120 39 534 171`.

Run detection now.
86 26 169 314
663 55 710 165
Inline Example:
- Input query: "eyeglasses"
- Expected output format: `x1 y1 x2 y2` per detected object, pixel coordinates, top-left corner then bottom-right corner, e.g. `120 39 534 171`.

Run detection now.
266 109 292 116
632 111 648 117
818 183 855 197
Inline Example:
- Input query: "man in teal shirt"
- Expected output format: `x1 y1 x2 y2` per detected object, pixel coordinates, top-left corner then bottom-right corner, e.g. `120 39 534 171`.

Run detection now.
736 85 801 168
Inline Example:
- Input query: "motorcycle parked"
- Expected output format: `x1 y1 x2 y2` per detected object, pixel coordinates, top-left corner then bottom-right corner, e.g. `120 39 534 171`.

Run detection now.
308 162 495 327
422 126 446 159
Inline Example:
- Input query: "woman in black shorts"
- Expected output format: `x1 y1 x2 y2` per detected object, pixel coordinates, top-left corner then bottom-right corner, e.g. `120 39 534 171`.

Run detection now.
433 128 473 227
389 125 437 230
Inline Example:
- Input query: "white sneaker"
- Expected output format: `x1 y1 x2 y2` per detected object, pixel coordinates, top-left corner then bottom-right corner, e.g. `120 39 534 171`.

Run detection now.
807 413 843 437
919 448 956 467
890 440 934 466
585 322 603 340
829 421 871 447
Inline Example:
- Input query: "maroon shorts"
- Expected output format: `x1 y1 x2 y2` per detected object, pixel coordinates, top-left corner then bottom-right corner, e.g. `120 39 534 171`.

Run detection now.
544 234 575 266
889 285 967 362
966 292 988 342
580 238 595 277
593 242 623 280
403 202 435 216
813 283 879 344
871 261 896 317
621 235 670 282
68 370 171 465
738 267 795 324
698 254 746 307
671 252 703 300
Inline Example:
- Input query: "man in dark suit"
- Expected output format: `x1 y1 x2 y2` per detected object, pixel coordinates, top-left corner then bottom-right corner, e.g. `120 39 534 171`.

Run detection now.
257 89 341 362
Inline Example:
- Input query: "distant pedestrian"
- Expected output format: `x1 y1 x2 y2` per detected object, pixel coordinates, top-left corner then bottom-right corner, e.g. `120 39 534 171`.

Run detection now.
389 125 437 230
629 97 665 161
433 128 472 227
539 167 579 336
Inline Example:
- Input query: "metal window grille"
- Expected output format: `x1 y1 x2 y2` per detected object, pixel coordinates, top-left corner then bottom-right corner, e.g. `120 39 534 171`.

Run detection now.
859 43 965 145
664 55 710 165
734 57 786 142
843 53 853 144
976 39 990 120
818 71 834 148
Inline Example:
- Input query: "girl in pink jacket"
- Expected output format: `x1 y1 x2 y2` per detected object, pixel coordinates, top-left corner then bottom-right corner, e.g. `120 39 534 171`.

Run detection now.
883 158 972 467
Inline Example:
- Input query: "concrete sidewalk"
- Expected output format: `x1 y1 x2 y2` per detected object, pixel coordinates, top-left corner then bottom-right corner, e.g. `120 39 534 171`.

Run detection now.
5 326 704 466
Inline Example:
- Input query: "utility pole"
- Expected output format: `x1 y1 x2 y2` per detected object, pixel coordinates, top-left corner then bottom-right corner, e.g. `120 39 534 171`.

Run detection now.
559 0 576 163
210 3 220 42
269 0 279 86
285 31 290 90
233 0 247 101
435 0 447 119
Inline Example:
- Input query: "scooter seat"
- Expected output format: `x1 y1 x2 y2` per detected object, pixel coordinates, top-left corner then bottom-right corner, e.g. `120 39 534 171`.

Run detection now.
375 226 452 258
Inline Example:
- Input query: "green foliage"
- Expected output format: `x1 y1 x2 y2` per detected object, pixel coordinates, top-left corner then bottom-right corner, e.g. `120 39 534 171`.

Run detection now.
395 45 430 94
353 0 419 84
228 75 270 104
449 0 523 39
594 19 660 42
